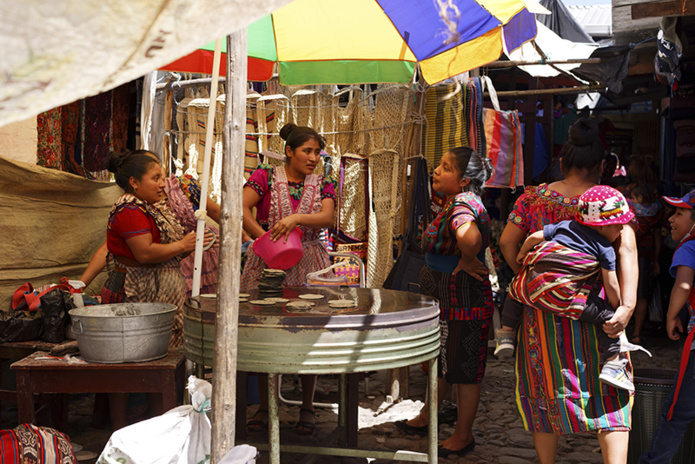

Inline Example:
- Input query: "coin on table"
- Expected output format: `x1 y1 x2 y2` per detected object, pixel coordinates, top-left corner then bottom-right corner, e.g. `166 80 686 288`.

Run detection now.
265 297 290 304
327 300 357 308
200 294 216 298
239 298 248 303
299 293 324 300
239 293 250 298
249 299 274 306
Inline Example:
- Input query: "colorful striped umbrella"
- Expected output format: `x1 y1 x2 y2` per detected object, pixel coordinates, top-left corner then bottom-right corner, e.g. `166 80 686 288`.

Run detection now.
162 0 539 85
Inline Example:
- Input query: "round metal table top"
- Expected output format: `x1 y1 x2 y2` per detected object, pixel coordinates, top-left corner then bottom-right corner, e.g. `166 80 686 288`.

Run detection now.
184 287 441 374
194 286 439 325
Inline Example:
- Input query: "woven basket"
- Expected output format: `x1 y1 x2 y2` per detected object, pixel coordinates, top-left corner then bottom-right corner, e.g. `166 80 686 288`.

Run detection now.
628 368 695 464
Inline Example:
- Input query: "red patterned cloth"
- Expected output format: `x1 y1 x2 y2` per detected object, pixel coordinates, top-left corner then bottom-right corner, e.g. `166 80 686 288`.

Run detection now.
36 108 62 170
83 92 112 172
0 424 76 463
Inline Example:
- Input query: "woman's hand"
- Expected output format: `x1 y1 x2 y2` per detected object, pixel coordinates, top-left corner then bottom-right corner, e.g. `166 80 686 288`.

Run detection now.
179 232 197 254
203 229 217 250
270 215 300 242
515 250 527 265
453 257 487 281
603 305 633 338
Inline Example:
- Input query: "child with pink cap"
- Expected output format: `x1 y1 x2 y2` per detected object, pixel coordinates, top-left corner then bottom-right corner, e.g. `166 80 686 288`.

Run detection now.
496 185 650 392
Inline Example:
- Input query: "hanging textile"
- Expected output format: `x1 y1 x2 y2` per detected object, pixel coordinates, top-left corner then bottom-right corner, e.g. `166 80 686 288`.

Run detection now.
466 77 486 157
61 102 80 172
36 108 62 170
83 91 112 172
36 82 135 179
366 149 400 288
481 76 524 189
424 82 469 167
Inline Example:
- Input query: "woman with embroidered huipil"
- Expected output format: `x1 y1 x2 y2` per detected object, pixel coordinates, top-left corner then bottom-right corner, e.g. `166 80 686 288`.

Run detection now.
102 149 198 430
396 147 493 458
241 123 336 436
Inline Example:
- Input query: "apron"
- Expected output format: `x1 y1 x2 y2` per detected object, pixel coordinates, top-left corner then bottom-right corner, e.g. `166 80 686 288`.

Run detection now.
240 166 331 290
101 194 186 347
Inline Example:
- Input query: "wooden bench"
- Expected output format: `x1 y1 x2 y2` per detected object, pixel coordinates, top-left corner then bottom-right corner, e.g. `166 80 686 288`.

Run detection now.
11 349 185 428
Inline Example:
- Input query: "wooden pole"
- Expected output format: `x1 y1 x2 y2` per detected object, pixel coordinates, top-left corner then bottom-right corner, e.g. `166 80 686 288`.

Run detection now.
162 83 173 173
191 39 222 297
482 57 601 68
485 84 604 98
211 29 247 463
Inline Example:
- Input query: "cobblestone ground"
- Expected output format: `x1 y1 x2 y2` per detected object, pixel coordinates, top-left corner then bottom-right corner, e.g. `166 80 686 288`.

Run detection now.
1 330 682 464
243 332 682 464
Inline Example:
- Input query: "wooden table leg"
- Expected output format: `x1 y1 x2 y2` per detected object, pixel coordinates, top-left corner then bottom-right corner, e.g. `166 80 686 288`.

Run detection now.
161 369 177 412
15 371 34 424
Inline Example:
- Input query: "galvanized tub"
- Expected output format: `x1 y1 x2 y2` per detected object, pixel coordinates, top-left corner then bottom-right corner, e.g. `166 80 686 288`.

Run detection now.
69 302 176 363
184 288 440 374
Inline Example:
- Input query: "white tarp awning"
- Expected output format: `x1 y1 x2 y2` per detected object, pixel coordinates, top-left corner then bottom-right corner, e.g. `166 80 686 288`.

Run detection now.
0 0 292 128
506 21 599 78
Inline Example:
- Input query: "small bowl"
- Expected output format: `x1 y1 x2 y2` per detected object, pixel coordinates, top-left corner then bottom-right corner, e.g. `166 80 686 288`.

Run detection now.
253 229 304 270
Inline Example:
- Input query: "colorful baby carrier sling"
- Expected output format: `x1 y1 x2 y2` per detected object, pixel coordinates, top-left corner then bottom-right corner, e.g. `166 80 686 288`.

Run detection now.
668 234 695 420
508 241 601 319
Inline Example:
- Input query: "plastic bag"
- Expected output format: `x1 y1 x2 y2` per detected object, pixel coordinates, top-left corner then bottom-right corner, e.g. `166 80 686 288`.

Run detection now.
0 310 42 343
39 287 74 343
97 376 212 464
219 445 257 464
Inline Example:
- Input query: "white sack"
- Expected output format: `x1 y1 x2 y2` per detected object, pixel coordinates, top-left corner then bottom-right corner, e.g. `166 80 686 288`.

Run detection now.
98 376 212 464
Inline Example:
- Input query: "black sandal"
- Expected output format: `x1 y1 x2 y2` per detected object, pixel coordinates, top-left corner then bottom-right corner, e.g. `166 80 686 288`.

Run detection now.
247 409 268 432
395 419 428 435
295 408 316 435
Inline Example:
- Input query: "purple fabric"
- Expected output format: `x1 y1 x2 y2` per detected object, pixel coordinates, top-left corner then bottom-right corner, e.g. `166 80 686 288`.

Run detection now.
503 8 537 54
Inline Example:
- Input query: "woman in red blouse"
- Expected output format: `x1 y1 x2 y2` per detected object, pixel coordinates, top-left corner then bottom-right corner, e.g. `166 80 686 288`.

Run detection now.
101 149 197 429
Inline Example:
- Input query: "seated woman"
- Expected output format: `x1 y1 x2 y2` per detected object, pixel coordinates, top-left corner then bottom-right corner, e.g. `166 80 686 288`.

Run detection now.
81 151 230 297
101 149 198 429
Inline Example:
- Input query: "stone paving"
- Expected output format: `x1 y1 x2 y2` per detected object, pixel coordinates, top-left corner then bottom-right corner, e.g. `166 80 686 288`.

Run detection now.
0 330 682 463
246 333 682 463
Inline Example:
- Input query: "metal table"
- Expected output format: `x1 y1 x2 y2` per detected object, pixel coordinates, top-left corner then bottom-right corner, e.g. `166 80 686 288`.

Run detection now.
184 287 440 464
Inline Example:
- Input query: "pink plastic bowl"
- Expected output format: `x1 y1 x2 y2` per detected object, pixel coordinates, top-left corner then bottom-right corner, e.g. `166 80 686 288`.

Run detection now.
253 228 304 270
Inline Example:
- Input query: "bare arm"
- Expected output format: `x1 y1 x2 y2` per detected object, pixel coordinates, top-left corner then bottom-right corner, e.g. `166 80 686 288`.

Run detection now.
205 197 221 224
500 222 527 273
125 232 196 264
270 198 335 242
666 266 694 340
603 225 638 337
517 230 545 264
242 187 266 239
601 268 621 309
452 222 487 281
80 241 108 287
